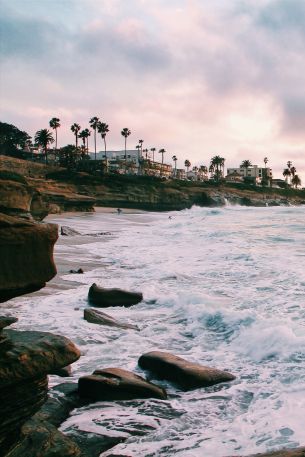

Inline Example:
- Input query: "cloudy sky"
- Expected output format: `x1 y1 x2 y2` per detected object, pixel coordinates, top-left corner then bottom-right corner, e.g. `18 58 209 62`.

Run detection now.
1 0 305 181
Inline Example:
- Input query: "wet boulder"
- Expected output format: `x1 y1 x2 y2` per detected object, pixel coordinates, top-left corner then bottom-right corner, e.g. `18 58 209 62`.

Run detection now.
138 351 236 390
60 226 81 236
88 283 143 308
0 329 81 455
84 308 139 330
78 367 167 401
0 316 18 347
6 416 81 457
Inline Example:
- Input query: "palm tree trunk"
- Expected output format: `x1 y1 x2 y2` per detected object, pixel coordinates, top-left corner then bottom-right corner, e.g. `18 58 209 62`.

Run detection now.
104 137 107 172
125 137 127 173
45 146 48 165
94 129 97 161
55 128 58 150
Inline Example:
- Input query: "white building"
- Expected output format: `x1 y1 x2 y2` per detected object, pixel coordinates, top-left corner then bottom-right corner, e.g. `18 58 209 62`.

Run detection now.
226 165 272 184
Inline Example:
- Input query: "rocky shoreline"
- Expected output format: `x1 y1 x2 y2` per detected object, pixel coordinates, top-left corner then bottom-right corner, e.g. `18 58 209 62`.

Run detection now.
1 155 304 456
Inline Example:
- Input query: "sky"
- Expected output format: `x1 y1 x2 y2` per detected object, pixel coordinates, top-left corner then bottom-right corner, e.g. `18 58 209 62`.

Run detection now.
0 0 305 182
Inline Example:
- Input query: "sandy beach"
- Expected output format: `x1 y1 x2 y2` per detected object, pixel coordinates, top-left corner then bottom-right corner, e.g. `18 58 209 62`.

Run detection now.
36 207 151 295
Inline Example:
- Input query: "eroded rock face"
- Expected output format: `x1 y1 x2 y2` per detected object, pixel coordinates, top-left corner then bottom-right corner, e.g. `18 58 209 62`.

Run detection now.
5 417 82 457
78 367 167 401
0 329 81 455
0 214 58 302
0 179 33 217
88 283 143 308
84 308 139 330
138 351 236 390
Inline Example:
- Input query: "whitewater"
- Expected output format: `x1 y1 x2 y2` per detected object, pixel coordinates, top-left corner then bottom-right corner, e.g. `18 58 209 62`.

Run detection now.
5 205 305 456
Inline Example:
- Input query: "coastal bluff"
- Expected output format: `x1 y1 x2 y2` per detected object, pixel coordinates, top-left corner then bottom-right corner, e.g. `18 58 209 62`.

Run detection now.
1 156 305 216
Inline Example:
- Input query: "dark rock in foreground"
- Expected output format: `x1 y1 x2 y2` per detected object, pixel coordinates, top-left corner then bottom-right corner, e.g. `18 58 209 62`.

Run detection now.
138 351 236 390
0 330 80 455
88 283 143 308
0 214 58 302
84 308 139 330
78 367 167 401
5 417 81 457
238 447 305 457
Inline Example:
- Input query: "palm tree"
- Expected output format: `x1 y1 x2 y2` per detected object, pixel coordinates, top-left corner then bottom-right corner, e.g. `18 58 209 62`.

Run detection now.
97 122 109 169
184 159 191 175
210 155 225 182
150 147 156 162
121 128 131 173
172 155 178 177
290 166 296 178
240 159 252 178
138 139 144 158
200 165 208 176
283 168 291 184
89 116 100 161
78 129 90 157
71 123 81 148
287 161 292 170
49 117 60 150
264 157 268 168
159 148 166 176
291 174 301 188
34 129 54 164
209 163 215 179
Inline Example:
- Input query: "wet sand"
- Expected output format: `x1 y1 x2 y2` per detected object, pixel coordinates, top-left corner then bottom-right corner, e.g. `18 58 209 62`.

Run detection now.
35 207 149 295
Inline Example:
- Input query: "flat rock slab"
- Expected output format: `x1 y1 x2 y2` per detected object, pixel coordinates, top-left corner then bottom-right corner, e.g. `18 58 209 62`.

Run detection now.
84 308 139 330
78 367 167 401
88 283 143 308
138 351 236 390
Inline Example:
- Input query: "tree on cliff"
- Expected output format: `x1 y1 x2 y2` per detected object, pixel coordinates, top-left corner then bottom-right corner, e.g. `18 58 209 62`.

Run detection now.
58 144 81 169
172 155 178 177
121 128 131 173
49 118 60 150
184 159 191 174
291 174 301 188
283 168 291 184
71 123 81 148
240 159 252 177
97 122 109 171
0 122 31 157
150 147 156 162
78 129 91 157
159 148 166 176
89 116 99 162
34 129 54 164
210 156 225 182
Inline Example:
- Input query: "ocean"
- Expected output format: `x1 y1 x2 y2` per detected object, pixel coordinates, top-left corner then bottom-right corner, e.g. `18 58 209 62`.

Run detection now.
5 205 305 456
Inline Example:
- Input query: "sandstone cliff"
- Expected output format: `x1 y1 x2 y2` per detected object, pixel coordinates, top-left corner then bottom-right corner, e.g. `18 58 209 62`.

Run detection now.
0 214 58 302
